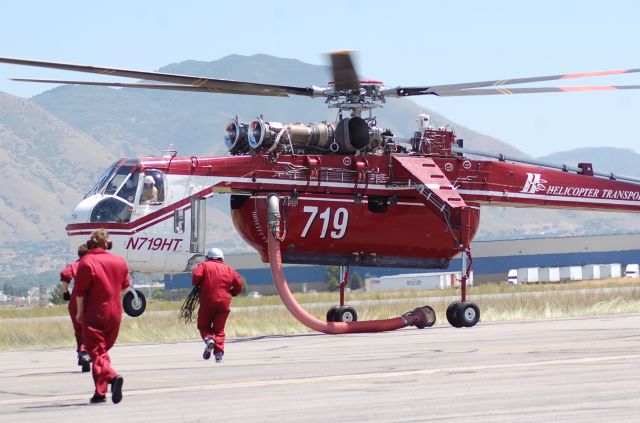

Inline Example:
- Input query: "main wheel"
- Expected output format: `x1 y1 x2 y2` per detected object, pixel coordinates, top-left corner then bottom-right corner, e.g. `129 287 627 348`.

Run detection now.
326 305 340 322
334 306 358 322
458 301 481 327
446 301 464 328
123 289 147 317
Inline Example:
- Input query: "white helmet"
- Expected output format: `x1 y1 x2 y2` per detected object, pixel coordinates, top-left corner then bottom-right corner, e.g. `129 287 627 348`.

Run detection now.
144 175 155 185
206 248 224 260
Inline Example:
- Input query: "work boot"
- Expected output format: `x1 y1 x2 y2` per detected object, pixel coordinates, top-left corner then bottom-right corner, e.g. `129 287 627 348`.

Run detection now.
89 393 106 404
111 375 124 404
76 351 86 366
203 338 215 360
79 353 91 373
214 352 224 363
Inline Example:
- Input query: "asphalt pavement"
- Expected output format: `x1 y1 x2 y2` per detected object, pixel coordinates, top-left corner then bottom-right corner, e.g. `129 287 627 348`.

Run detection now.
1 313 640 422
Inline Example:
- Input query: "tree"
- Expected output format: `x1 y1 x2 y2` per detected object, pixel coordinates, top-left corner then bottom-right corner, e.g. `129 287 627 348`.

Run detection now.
241 276 249 296
350 272 363 291
49 283 66 305
325 266 340 292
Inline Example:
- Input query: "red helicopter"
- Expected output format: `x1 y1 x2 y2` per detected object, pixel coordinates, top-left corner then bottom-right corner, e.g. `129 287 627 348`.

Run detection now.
2 52 640 333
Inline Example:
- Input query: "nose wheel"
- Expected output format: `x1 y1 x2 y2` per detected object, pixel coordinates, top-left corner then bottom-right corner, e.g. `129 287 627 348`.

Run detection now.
123 289 147 317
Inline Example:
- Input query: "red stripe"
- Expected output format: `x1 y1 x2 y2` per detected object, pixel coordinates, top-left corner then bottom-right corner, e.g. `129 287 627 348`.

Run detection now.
561 70 625 79
560 86 615 92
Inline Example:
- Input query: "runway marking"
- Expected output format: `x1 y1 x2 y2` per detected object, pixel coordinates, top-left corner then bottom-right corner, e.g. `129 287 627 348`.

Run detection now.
2 353 640 406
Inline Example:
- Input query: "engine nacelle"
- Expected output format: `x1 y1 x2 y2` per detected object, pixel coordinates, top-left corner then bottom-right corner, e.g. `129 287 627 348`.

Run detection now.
287 122 333 150
226 116 382 154
248 117 284 149
224 118 249 153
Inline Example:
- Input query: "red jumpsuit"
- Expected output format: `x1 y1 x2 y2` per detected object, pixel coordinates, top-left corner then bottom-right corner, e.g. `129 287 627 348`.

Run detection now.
192 259 243 354
75 248 130 396
60 260 85 354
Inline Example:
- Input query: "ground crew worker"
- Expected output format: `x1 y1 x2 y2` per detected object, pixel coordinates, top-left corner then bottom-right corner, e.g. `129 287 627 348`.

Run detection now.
59 244 90 372
192 248 243 363
75 229 130 404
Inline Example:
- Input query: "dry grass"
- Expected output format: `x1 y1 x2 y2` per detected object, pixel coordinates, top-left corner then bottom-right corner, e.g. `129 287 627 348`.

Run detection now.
2 278 640 350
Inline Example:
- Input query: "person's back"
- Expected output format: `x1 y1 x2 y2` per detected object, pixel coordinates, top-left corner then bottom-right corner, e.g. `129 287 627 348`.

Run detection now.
74 229 129 404
76 249 129 328
191 248 243 363
196 260 242 304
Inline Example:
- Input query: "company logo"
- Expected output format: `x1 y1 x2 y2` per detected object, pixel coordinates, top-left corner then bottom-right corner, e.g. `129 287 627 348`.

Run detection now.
521 173 547 194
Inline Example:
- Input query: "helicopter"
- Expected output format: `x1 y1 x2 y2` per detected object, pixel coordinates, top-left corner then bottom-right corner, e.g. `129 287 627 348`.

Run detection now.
2 51 640 333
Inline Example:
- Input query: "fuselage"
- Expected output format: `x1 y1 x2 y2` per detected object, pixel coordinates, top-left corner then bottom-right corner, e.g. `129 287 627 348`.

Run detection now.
66 150 640 274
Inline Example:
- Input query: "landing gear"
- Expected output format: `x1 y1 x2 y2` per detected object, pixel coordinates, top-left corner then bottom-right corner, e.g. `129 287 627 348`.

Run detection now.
327 305 358 322
446 301 480 328
447 220 481 328
123 289 147 317
326 267 359 322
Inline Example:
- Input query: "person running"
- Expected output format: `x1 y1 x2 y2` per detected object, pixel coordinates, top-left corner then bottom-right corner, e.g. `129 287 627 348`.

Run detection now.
192 248 243 363
75 229 130 404
59 244 90 372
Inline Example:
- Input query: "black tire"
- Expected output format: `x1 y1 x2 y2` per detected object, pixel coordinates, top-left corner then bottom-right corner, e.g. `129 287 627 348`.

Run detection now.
123 289 146 317
459 301 481 327
446 301 464 328
326 305 340 322
335 305 358 322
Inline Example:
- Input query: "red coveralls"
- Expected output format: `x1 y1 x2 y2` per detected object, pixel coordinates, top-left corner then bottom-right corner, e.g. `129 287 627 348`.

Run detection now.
75 249 130 396
60 260 85 354
192 259 243 354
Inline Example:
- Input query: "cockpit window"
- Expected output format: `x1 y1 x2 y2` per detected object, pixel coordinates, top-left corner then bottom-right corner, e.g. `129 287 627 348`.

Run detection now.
105 166 137 196
85 161 142 200
90 197 133 223
85 161 118 198
116 170 140 204
139 170 165 205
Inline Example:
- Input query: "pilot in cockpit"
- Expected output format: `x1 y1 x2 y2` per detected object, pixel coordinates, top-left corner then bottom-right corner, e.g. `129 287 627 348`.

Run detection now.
119 179 137 203
139 175 158 205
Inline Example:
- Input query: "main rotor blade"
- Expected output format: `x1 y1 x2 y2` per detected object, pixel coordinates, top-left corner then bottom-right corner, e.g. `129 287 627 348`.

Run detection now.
10 78 288 96
330 51 361 91
0 56 315 97
383 67 640 97
432 85 640 96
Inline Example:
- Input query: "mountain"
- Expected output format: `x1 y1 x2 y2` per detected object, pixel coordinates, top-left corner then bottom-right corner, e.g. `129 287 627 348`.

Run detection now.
537 147 640 178
0 91 114 241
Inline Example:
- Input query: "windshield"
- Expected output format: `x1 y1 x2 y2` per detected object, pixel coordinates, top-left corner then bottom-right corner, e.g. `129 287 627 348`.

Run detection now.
85 161 118 198
105 165 137 196
90 197 133 223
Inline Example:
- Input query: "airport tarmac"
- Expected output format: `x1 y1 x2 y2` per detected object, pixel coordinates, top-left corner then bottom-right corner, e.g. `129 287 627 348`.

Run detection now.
1 314 640 422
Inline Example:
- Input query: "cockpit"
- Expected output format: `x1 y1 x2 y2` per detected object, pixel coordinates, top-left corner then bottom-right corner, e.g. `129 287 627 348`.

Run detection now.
85 159 165 223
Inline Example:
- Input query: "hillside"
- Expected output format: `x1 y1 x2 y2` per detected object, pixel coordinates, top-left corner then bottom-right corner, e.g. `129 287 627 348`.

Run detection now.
537 147 640 178
0 91 114 241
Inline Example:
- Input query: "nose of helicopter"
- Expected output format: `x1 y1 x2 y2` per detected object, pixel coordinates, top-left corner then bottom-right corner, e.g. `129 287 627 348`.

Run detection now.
68 196 98 226
66 195 105 251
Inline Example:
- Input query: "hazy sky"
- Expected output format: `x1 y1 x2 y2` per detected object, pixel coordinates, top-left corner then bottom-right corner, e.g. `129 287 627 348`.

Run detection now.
1 0 639 158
